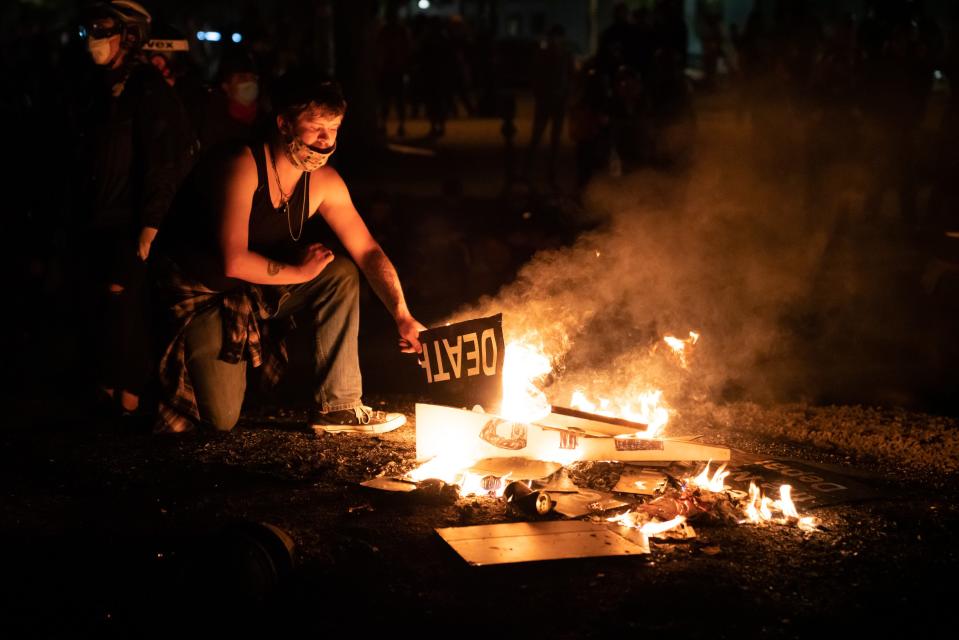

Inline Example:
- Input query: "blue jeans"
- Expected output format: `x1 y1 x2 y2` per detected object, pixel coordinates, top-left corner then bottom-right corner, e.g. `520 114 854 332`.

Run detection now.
184 256 363 431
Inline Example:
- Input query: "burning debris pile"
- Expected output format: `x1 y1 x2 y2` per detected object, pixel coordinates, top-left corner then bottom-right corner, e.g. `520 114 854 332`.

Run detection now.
364 320 818 564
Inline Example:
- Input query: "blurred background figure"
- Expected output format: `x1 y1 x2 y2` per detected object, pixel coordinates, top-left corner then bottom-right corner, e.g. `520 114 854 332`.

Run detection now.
194 46 264 152
375 3 412 138
523 24 575 189
419 16 454 137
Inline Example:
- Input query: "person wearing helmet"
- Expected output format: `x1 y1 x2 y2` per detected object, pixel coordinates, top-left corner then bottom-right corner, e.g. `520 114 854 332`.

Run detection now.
153 70 426 434
78 0 196 420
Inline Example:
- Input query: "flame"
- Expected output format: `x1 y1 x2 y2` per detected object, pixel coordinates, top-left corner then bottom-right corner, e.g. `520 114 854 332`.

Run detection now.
641 515 687 536
776 484 800 518
570 388 670 438
742 482 818 530
500 340 552 423
608 511 688 537
690 461 730 492
407 456 512 498
408 455 477 484
663 331 700 369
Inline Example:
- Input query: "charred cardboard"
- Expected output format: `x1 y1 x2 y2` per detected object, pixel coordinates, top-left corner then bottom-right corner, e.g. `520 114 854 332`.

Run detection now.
724 457 880 507
531 468 580 493
436 521 649 566
552 489 630 518
613 469 669 496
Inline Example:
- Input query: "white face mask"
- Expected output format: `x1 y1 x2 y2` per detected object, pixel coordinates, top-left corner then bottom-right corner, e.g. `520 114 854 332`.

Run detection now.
87 35 118 66
285 135 335 172
232 81 259 106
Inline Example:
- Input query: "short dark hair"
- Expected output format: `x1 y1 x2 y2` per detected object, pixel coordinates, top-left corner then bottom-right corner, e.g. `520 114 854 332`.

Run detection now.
272 67 347 121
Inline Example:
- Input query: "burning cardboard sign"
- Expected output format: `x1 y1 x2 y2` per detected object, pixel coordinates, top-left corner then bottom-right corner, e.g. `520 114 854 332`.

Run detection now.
418 314 506 411
416 403 730 464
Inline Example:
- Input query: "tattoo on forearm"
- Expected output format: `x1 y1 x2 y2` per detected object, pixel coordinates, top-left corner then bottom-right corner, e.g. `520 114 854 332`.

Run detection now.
365 250 406 311
267 260 284 276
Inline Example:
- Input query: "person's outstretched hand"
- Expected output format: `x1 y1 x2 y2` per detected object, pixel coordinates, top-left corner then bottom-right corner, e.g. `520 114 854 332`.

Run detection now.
396 315 427 354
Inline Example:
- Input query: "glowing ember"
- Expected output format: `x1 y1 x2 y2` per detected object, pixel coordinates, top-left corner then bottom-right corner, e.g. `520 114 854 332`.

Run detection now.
690 461 730 492
570 388 670 438
500 340 552 423
663 331 700 369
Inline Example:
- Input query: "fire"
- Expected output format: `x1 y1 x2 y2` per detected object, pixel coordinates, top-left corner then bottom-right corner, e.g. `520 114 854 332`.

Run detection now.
407 455 512 498
690 461 730 492
500 340 552 423
407 455 476 484
496 331 696 438
570 388 670 438
663 331 700 369
608 511 688 537
742 482 818 530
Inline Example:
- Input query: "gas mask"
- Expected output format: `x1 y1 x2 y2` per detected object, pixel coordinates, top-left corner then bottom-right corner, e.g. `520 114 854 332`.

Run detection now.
284 133 336 172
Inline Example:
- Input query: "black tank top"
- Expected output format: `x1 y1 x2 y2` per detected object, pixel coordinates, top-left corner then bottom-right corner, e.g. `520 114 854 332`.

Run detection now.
248 141 309 263
158 140 310 292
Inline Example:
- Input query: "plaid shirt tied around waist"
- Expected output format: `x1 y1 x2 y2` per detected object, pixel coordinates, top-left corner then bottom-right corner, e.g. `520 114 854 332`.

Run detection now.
155 258 290 434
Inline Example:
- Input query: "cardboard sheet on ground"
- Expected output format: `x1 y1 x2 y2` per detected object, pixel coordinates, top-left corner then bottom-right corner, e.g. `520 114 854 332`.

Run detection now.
468 457 562 480
436 521 649 565
360 477 418 492
417 315 505 411
552 489 630 518
613 469 669 496
725 455 881 507
532 468 580 493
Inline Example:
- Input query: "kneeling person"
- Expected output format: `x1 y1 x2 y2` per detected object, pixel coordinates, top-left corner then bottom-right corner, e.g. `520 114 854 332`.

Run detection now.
155 72 425 434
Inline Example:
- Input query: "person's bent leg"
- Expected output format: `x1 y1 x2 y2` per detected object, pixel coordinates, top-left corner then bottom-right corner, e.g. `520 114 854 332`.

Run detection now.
273 256 362 412
274 257 405 433
184 306 247 431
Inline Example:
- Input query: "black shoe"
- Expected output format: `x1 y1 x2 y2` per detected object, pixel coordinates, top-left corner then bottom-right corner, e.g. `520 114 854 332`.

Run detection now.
310 406 406 434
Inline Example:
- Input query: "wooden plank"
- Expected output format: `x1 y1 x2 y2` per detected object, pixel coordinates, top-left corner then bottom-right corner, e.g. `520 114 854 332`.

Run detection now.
546 405 650 436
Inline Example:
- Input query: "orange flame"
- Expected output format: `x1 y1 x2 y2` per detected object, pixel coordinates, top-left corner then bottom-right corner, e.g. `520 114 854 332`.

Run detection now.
663 331 700 369
500 340 552 423
607 511 688 538
742 482 818 530
570 388 670 438
407 456 512 498
690 461 730 492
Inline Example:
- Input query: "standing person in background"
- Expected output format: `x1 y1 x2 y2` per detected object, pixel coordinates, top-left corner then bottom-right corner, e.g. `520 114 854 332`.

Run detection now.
77 0 195 420
524 24 575 188
375 4 412 138
194 47 265 152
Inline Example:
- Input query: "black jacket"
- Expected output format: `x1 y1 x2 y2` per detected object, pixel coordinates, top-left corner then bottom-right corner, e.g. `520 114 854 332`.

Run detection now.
83 59 196 230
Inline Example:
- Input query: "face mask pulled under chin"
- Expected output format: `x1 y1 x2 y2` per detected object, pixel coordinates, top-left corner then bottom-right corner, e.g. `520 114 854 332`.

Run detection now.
87 36 117 66
286 135 336 172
